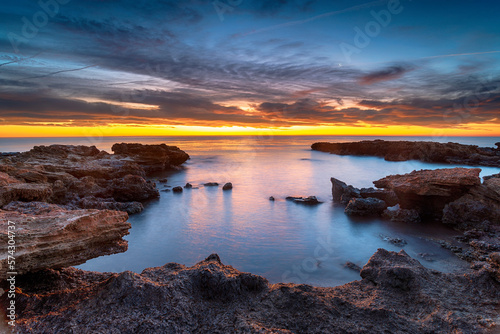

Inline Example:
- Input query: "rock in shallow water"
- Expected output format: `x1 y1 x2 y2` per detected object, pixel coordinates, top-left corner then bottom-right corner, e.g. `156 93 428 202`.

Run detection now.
344 197 387 216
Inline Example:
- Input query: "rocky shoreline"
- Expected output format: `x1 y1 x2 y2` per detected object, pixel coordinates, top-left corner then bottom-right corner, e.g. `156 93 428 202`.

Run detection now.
1 142 500 333
3 251 500 333
311 140 500 167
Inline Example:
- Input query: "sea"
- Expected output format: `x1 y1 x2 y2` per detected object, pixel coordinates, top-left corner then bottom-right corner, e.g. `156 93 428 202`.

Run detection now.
1 135 499 286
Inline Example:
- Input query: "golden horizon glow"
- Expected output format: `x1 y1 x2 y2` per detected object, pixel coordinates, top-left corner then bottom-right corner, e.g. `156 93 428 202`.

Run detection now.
2 123 500 138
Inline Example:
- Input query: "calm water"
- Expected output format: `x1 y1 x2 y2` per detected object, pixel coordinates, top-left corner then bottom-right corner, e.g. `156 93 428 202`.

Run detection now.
2 136 499 286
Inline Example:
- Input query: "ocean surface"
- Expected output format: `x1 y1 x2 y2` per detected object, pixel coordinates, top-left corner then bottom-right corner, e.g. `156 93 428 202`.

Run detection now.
2 135 499 286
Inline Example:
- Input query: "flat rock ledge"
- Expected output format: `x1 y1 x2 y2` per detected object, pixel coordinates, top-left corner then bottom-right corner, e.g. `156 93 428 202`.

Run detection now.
0 205 130 280
312 140 500 167
2 250 499 333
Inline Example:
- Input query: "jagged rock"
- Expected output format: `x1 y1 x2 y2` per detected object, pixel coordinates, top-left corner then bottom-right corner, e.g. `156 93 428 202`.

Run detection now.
0 175 52 207
344 197 387 216
490 252 500 265
443 177 500 229
330 177 360 204
373 168 481 219
5 250 500 333
110 175 159 202
15 170 48 183
79 197 144 214
360 187 399 206
312 140 500 167
112 143 189 173
222 182 233 190
0 207 130 279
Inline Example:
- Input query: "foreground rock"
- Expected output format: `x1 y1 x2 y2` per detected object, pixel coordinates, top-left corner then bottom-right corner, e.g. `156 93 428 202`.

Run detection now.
0 144 189 214
312 140 500 167
0 204 130 280
3 250 499 333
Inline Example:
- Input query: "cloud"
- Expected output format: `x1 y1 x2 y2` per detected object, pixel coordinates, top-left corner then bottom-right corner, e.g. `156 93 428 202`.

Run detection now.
359 65 414 85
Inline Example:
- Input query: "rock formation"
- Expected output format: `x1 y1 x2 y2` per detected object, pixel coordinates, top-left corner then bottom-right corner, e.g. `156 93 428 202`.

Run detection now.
344 197 387 216
373 168 481 219
312 140 500 167
0 204 130 279
111 143 190 173
4 250 499 333
0 143 189 214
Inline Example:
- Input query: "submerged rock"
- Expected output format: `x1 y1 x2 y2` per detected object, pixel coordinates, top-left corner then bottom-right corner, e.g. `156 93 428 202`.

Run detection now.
286 196 323 205
0 207 130 279
222 182 233 190
184 182 193 189
5 250 500 333
172 186 183 193
204 182 219 187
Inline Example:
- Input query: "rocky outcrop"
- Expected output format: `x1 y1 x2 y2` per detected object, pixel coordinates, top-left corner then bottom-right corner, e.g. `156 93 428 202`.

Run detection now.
111 143 190 173
0 143 187 214
312 140 500 167
373 168 481 219
0 205 130 279
4 250 499 333
330 177 360 204
345 197 387 216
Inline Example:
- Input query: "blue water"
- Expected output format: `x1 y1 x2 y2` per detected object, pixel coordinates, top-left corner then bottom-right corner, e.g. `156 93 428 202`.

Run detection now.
2 136 499 286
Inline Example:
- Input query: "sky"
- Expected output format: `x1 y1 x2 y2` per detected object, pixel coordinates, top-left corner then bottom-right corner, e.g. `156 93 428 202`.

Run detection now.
1 0 500 137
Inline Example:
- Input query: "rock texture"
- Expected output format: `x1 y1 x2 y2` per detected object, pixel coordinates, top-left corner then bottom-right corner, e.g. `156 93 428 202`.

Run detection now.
344 197 387 216
3 250 499 333
312 140 500 167
111 143 189 173
0 144 189 214
373 168 481 219
0 204 130 279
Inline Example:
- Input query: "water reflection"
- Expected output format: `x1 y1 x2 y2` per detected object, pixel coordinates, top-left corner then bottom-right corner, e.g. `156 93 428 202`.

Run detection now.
71 137 500 286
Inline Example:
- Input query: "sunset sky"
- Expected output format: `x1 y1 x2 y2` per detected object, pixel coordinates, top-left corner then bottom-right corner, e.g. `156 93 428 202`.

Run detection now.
1 0 500 137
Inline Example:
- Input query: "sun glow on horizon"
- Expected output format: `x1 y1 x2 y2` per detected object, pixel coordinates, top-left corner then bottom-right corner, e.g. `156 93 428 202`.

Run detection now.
2 123 500 138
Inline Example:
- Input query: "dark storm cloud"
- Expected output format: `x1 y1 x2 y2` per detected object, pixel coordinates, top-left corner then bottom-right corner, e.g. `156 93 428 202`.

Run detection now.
359 65 414 85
